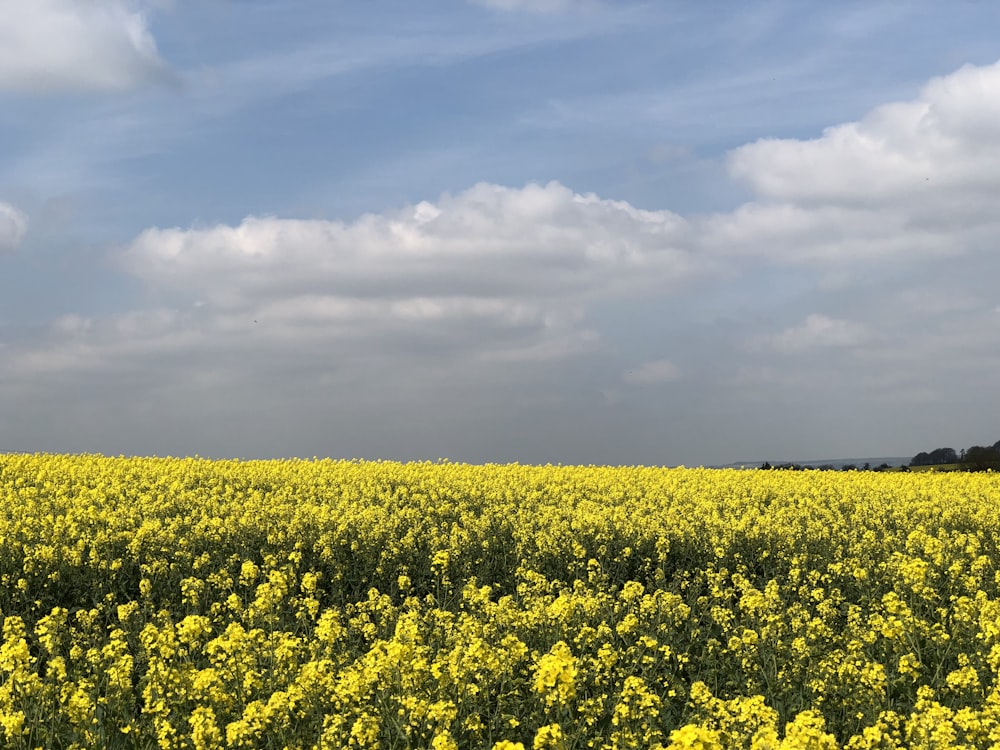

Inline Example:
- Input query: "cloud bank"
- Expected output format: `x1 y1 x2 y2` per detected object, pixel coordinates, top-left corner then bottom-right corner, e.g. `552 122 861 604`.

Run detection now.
0 0 168 92
98 181 693 371
14 59 1000 375
5 58 1000 460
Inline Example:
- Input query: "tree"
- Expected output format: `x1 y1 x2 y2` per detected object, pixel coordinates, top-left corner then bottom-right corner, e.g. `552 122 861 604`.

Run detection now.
910 447 958 466
928 447 958 464
962 445 1000 472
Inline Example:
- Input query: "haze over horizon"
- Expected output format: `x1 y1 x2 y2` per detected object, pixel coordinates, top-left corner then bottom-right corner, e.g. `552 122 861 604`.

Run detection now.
2 1 1000 466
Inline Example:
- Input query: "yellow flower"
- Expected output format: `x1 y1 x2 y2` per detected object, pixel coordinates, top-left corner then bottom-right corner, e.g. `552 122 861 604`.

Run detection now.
780 711 837 750
190 706 223 750
667 724 723 750
239 560 260 586
533 641 578 708
533 723 565 750
349 712 380 748
0 710 26 739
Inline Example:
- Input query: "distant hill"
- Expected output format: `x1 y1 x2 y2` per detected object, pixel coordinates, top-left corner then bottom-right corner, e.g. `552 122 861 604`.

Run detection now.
716 457 911 470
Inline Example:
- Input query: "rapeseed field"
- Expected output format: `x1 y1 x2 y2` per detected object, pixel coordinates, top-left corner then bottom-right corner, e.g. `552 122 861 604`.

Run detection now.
1 454 999 749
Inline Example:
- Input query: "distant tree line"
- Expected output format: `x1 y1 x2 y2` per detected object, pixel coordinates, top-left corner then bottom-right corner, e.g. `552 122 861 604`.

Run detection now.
758 461 889 472
910 447 959 466
757 440 1000 472
909 440 1000 472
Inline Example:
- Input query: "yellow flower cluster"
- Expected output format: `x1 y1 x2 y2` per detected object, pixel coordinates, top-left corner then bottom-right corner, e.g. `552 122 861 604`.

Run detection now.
1 454 1000 748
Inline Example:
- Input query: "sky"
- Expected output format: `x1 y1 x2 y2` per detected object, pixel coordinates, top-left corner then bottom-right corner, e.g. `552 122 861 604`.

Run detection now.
2 0 1000 466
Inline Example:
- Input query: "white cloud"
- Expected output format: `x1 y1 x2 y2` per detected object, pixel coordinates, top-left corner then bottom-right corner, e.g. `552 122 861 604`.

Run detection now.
121 180 694 317
623 359 681 385
729 60 1000 207
757 315 868 353
712 59 1000 266
0 0 168 92
8 182 696 381
0 202 28 251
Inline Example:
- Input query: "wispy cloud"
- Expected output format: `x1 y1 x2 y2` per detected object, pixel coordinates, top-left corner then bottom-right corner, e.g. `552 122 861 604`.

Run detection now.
623 359 681 385
754 315 869 352
468 0 594 13
0 202 28 251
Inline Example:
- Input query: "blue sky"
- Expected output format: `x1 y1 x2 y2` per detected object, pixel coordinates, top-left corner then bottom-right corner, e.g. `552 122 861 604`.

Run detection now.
2 0 1000 465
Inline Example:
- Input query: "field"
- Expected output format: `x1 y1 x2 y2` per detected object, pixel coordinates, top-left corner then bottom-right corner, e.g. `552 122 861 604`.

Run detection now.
2 455 1000 749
